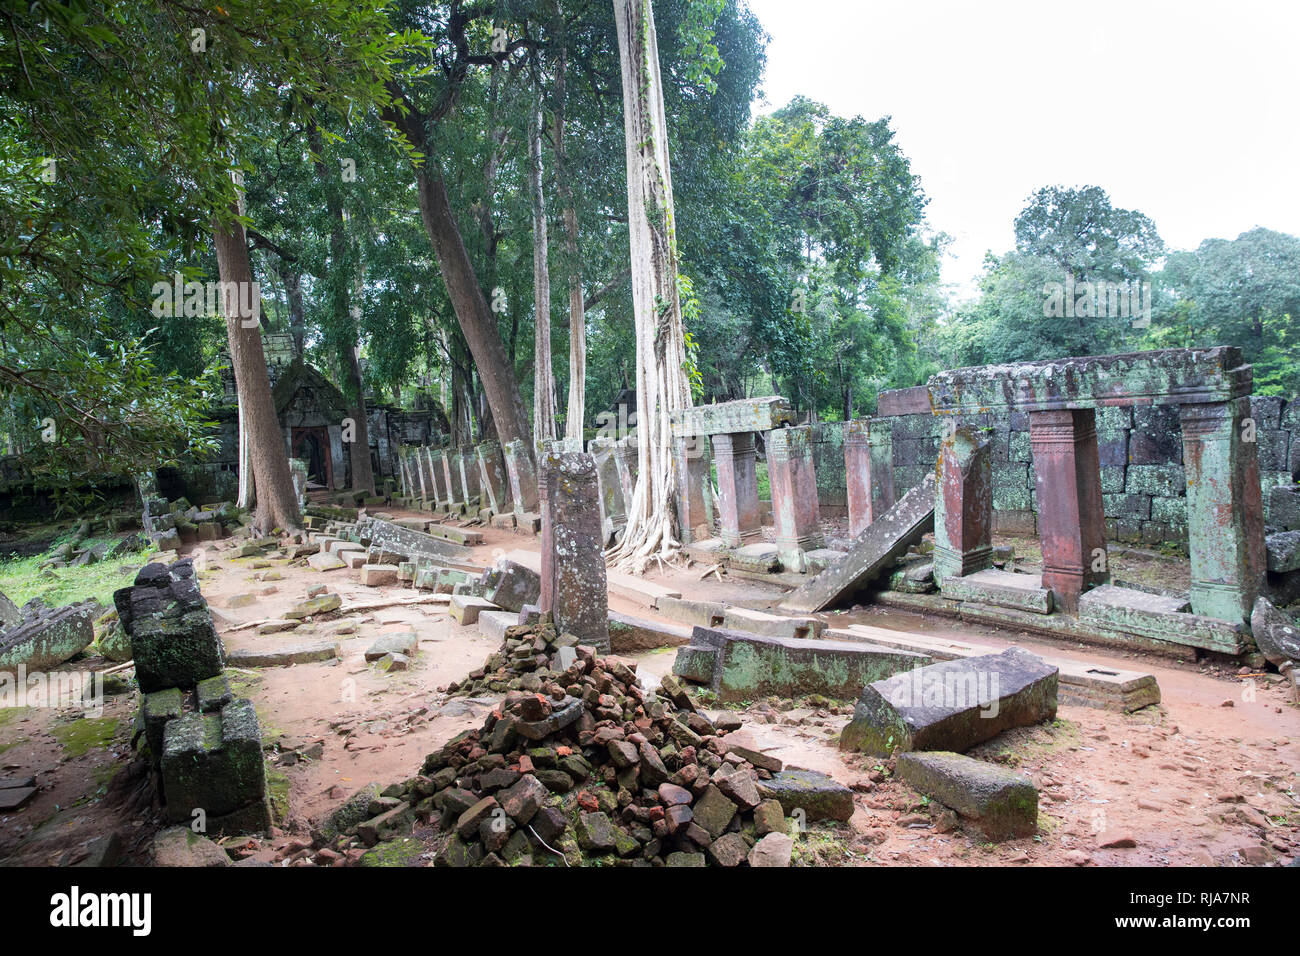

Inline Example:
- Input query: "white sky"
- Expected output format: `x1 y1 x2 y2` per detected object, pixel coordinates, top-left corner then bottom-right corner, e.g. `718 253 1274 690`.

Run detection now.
744 0 1300 300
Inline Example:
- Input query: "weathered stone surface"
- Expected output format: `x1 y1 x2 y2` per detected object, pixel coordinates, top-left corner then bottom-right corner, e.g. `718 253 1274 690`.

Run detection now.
720 606 824 640
0 590 21 629
767 425 824 572
669 396 795 437
933 426 993 583
539 451 610 653
476 441 512 515
1251 597 1300 668
845 417 896 537
754 770 854 822
152 827 231 867
895 750 1038 840
0 599 97 671
502 439 539 516
113 560 223 692
365 632 418 662
1268 485 1300 532
840 647 1058 755
1267 530 1300 573
748 831 794 867
712 432 762 547
284 593 341 619
781 473 935 613
450 594 498 626
606 611 693 653
361 516 472 563
484 560 541 613
940 568 1053 614
359 564 400 587
225 640 339 668
307 551 346 572
160 698 269 833
674 625 930 702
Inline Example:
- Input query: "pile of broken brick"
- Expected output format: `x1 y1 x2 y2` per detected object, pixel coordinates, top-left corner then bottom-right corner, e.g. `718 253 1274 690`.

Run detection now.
446 617 579 697
316 646 852 867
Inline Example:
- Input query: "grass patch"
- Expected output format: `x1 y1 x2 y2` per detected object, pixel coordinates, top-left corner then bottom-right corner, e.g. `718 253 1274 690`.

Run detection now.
266 766 291 824
0 546 156 610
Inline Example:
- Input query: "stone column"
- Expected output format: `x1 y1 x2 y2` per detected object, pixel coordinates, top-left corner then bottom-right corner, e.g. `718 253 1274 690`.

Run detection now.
933 426 993 584
503 439 539 515
673 434 711 544
327 424 346 490
845 418 896 538
539 449 610 652
1179 398 1266 624
1029 408 1108 612
457 445 481 508
423 447 442 509
612 437 638 509
476 441 511 515
712 432 761 547
767 425 824 572
590 438 628 545
440 449 462 512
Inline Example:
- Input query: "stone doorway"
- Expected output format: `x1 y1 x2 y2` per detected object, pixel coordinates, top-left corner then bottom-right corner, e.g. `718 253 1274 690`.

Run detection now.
291 426 333 488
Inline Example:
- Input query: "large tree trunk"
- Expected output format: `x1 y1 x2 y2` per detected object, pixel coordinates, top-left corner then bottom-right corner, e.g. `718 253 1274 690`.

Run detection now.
609 0 692 571
414 165 532 454
213 208 300 532
529 96 557 443
552 0 587 442
280 267 305 359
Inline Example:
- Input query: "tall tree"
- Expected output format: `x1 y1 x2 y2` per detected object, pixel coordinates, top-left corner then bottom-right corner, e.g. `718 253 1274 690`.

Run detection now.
609 0 694 569
529 91 558 442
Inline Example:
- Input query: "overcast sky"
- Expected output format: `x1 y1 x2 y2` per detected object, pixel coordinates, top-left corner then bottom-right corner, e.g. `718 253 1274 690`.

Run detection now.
743 0 1300 299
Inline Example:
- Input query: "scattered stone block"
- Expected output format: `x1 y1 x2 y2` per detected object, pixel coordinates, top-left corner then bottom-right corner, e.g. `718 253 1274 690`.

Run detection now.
940 568 1053 614
606 611 693 653
160 698 270 833
720 606 824 640
113 561 223 693
896 750 1038 840
450 594 499 626
484 560 541 613
360 564 400 587
1251 597 1300 668
365 632 418 662
283 593 341 619
748 831 794 867
307 552 346 572
225 640 339 668
0 599 97 672
840 647 1058 755
754 770 854 822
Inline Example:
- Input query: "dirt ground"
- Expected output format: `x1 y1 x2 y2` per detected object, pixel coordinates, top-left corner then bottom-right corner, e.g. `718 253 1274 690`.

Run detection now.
1 509 1296 867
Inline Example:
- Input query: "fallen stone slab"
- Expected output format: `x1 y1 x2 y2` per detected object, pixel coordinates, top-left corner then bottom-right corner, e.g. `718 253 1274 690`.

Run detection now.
0 590 21 629
226 641 339 668
828 624 1159 713
606 571 681 610
606 612 693 653
754 770 854 822
0 786 37 811
720 606 825 640
365 632 418 662
781 473 935 613
840 646 1059 755
0 600 98 672
362 516 472 563
673 625 930 702
895 750 1038 840
939 569 1053 614
425 523 484 547
283 593 341 619
450 595 499 626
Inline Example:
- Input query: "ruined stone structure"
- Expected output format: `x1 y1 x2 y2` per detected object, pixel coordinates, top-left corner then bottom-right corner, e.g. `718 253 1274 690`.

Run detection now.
115 559 272 834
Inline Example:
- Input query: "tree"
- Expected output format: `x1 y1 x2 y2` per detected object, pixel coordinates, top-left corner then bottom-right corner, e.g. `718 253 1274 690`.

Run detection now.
1154 228 1300 395
608 0 697 570
529 90 558 442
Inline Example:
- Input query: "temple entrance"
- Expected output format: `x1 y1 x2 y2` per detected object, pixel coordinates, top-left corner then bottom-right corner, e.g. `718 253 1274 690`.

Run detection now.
291 426 333 488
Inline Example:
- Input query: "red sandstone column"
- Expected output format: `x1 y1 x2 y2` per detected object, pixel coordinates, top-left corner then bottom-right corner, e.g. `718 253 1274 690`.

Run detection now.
1029 408 1108 612
768 425 824 572
712 432 761 547
673 435 712 544
932 425 993 583
845 418 896 537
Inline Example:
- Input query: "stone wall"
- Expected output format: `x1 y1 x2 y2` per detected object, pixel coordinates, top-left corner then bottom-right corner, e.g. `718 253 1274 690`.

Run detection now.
877 395 1298 545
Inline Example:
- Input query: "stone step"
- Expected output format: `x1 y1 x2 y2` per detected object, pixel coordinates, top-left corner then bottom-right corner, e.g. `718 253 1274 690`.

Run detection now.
673 625 930 702
719 606 824 640
826 624 1161 713
607 611 694 653
940 569 1053 614
477 609 519 642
